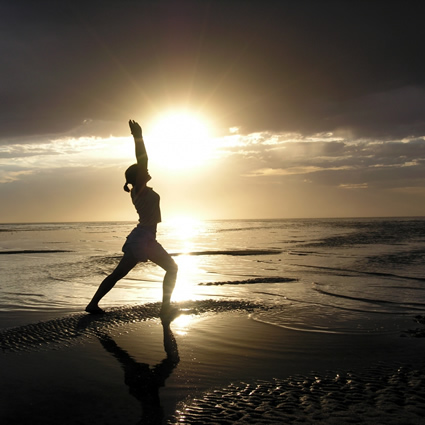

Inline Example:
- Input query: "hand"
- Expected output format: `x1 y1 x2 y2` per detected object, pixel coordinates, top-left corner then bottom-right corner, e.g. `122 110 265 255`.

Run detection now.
129 120 142 138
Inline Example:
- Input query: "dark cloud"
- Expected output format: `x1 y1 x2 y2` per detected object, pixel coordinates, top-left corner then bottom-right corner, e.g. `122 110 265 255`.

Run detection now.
224 133 425 192
1 0 425 142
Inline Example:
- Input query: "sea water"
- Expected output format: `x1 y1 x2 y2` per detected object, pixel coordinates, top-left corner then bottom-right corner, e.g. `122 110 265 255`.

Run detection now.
0 218 424 335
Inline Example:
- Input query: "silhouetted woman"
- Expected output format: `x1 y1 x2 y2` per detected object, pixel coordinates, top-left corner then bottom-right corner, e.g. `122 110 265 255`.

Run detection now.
86 120 178 319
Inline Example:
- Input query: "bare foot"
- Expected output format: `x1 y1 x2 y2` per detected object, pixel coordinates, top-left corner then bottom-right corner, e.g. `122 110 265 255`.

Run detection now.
85 305 106 314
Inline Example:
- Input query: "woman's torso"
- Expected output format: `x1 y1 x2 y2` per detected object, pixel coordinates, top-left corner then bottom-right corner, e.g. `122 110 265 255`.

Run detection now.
131 186 162 227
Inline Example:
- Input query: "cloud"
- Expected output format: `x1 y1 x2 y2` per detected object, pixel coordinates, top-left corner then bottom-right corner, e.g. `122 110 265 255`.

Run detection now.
213 130 425 191
0 134 132 183
322 86 425 139
246 165 355 177
1 119 424 221
338 183 368 190
1 1 425 142
2 120 424 192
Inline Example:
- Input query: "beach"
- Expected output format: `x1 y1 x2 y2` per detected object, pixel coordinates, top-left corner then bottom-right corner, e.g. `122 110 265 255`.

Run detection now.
1 219 425 423
1 301 425 424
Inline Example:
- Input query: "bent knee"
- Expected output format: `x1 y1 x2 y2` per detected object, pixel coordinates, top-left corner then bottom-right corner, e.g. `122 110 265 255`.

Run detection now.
168 260 178 275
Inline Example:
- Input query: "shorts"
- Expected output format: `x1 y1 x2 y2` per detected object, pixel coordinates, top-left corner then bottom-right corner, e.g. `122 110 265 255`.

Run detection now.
122 225 166 262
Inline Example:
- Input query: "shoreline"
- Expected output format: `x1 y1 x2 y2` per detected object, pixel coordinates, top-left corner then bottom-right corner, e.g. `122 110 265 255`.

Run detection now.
1 307 425 424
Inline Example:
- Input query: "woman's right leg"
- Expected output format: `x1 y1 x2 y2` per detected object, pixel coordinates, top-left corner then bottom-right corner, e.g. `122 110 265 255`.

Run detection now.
85 253 138 313
146 241 178 315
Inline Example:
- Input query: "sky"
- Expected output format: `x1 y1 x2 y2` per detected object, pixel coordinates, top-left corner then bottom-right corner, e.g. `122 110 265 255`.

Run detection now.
1 0 425 222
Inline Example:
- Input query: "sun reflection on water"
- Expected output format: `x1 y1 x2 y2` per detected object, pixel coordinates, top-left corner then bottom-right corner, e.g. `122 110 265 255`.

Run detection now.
164 216 210 302
172 313 196 336
165 216 206 253
172 255 205 302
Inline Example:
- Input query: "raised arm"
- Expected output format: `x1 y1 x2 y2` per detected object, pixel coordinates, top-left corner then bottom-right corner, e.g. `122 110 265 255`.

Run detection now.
129 119 148 171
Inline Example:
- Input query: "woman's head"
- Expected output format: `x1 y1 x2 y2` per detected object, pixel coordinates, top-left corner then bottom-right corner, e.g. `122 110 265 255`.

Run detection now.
123 164 151 192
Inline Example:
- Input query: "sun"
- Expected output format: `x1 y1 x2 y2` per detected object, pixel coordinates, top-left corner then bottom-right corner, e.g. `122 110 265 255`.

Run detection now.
146 110 214 170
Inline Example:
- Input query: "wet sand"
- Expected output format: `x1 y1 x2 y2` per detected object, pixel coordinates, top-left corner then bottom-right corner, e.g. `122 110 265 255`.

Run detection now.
1 302 425 424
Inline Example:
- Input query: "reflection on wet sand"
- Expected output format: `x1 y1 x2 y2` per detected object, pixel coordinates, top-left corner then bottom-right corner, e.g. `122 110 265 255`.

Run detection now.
97 322 179 425
0 300 261 353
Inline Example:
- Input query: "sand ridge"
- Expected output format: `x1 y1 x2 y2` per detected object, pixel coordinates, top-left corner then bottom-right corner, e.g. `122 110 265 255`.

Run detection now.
171 363 425 424
0 300 265 353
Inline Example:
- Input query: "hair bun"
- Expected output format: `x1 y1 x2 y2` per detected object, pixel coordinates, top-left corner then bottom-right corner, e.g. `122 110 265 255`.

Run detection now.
123 183 130 193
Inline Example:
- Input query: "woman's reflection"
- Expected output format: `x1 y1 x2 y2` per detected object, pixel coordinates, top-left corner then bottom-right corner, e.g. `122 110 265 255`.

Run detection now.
97 321 179 425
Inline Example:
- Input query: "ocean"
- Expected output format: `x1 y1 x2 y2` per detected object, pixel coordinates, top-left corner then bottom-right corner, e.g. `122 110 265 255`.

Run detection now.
1 217 424 335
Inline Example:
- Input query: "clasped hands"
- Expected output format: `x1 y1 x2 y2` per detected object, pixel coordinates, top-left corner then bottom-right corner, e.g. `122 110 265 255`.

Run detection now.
129 120 142 138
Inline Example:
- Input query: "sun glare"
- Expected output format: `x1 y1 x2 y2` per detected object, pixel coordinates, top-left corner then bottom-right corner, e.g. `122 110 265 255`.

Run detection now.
147 111 214 170
165 215 204 253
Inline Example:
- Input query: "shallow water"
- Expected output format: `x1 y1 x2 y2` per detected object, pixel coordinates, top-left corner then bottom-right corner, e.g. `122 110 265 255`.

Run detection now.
1 218 424 336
